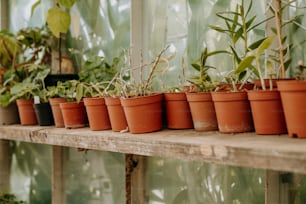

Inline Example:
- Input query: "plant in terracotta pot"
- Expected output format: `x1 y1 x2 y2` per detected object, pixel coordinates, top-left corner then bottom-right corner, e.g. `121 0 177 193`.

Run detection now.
56 79 88 129
10 64 51 126
185 48 224 131
0 30 24 125
277 61 306 138
239 35 287 135
119 46 172 134
79 54 124 131
209 0 271 133
163 58 193 130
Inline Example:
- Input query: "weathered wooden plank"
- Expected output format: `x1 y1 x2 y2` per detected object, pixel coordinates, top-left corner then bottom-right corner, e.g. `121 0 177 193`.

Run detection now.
52 146 65 204
0 140 11 192
131 155 146 204
0 125 306 174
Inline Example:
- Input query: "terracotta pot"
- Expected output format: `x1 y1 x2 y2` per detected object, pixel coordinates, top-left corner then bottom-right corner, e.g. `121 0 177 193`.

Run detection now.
16 99 37 125
186 92 218 131
211 91 253 133
120 93 163 134
277 80 306 138
84 97 111 131
105 97 128 132
164 92 193 129
60 101 86 129
247 90 287 135
33 102 54 126
0 103 19 125
49 98 67 128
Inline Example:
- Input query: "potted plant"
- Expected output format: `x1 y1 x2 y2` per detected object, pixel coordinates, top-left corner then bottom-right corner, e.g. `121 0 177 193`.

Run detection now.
239 35 287 135
209 0 270 133
163 58 193 130
79 54 120 131
277 61 306 138
46 84 67 128
185 48 223 131
268 0 306 138
119 46 172 134
58 79 88 129
10 64 52 126
0 30 23 125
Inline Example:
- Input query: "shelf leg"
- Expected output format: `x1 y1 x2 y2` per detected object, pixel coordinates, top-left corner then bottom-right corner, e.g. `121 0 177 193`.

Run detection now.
126 154 146 204
52 146 65 204
0 140 11 192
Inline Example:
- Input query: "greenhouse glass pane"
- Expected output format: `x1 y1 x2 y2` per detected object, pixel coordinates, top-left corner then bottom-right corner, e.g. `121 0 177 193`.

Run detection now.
10 142 52 203
143 0 266 89
146 157 265 204
67 0 130 72
8 0 52 32
64 149 125 204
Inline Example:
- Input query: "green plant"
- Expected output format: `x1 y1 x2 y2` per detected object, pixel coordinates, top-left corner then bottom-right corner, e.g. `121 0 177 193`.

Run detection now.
0 192 26 204
119 46 172 97
9 64 51 103
267 0 305 78
16 25 53 65
188 48 228 92
0 30 22 69
210 0 271 91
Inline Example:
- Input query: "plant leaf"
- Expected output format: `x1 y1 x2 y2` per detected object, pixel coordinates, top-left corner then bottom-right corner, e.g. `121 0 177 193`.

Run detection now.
56 0 76 8
31 0 41 17
46 8 71 38
256 35 275 57
235 55 255 74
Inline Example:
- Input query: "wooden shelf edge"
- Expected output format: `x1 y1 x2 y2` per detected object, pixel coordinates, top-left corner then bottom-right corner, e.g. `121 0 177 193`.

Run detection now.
0 125 305 174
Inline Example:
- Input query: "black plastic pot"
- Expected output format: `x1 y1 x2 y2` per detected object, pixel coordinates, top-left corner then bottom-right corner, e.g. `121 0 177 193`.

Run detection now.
44 74 79 86
33 103 54 126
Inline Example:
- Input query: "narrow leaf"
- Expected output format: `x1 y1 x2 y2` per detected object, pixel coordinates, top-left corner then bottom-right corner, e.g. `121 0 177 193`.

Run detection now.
235 55 255 74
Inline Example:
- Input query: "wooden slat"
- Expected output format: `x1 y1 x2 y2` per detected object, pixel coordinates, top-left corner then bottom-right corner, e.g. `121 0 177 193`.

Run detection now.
0 125 306 174
52 146 65 204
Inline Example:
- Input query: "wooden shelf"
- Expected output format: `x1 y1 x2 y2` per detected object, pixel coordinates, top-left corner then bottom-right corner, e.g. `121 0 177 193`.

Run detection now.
0 125 305 174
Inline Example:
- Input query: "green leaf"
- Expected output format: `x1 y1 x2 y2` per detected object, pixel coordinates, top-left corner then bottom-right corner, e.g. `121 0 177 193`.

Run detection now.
31 0 41 17
248 37 267 50
230 46 241 64
235 55 255 74
256 35 275 56
46 8 71 38
56 0 76 8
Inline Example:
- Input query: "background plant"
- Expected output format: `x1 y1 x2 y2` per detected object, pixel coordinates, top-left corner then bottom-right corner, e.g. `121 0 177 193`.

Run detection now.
210 0 271 90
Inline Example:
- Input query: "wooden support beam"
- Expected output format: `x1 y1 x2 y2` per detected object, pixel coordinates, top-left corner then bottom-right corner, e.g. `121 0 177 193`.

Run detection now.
52 146 65 204
0 140 11 192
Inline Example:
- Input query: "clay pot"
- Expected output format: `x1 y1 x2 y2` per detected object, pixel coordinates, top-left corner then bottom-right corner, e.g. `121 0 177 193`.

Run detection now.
33 102 54 126
60 101 86 129
120 93 163 134
0 103 19 125
277 80 306 138
164 92 193 129
84 97 111 131
105 97 128 132
49 98 67 128
186 92 218 131
211 91 253 133
247 90 287 135
16 99 37 125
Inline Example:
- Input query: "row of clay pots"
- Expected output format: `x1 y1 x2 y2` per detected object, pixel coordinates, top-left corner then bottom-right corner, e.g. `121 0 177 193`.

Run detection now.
8 81 306 138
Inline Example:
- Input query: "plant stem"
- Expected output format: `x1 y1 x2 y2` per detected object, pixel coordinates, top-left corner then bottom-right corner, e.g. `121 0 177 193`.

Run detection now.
256 56 266 90
144 45 170 91
274 0 286 78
